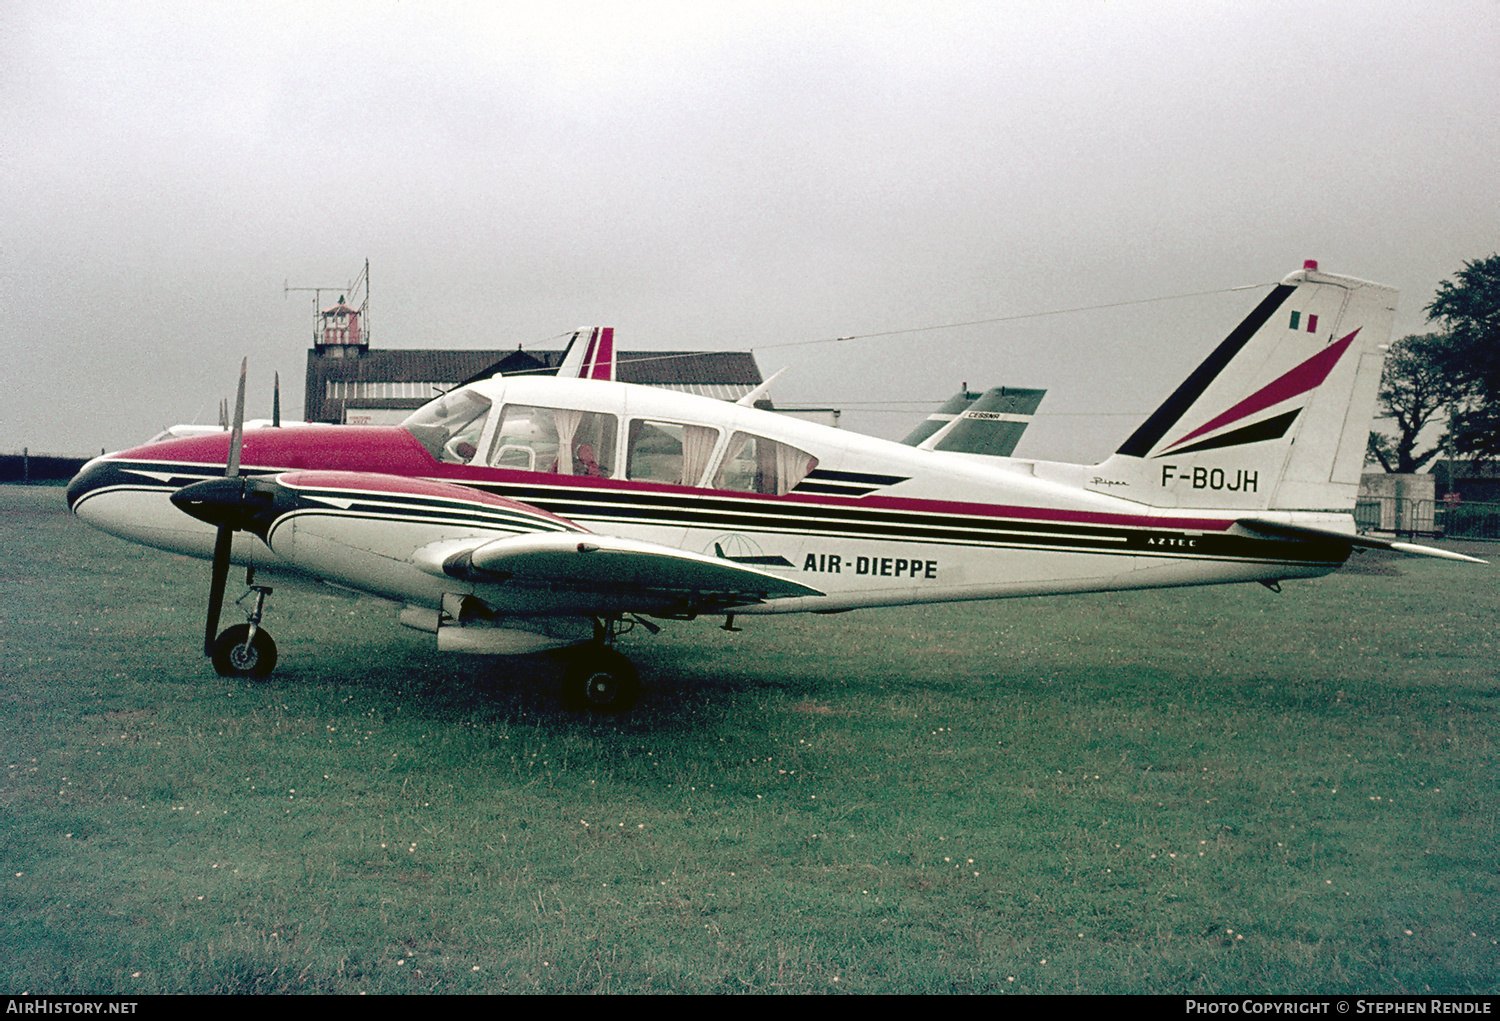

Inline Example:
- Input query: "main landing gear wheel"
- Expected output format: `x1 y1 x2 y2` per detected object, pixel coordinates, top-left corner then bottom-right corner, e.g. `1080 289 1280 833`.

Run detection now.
210 624 277 679
562 647 640 712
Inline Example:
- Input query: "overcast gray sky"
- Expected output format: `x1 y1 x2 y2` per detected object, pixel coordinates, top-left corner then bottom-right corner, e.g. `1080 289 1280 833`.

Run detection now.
4 0 1497 462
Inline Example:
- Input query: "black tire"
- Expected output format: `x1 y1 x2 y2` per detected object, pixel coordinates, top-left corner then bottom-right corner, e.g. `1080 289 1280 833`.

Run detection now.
561 647 640 712
210 624 277 678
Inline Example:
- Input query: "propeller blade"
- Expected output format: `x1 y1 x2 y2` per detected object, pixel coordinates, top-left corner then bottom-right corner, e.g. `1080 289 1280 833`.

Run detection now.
272 371 281 428
199 358 248 656
227 358 246 478
204 524 234 656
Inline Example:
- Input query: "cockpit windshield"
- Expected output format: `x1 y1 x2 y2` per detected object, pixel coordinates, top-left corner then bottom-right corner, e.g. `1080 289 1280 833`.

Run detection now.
401 389 493 463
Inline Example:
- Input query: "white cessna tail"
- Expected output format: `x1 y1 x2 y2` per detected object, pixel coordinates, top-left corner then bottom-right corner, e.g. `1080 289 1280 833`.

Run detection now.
902 386 1047 457
1090 261 1394 513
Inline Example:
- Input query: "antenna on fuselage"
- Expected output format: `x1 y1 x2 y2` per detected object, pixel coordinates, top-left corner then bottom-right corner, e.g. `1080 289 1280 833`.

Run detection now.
737 367 787 407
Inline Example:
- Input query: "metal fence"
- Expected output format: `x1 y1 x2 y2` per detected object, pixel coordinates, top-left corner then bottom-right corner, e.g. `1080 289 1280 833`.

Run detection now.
1355 496 1500 540
1437 500 1500 540
0 451 90 484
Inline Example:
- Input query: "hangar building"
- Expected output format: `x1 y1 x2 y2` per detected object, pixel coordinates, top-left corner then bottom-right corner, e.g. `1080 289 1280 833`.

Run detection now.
303 299 765 426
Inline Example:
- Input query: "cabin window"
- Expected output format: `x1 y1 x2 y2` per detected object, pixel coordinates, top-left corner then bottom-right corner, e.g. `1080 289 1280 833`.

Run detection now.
713 432 819 495
401 390 493 463
488 405 617 477
626 420 720 486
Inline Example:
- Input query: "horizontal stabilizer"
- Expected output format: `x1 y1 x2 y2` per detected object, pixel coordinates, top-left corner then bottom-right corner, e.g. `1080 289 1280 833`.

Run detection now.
1234 518 1487 564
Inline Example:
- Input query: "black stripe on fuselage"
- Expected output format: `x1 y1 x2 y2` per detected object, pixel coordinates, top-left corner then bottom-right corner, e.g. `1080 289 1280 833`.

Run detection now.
67 462 280 512
792 468 911 497
77 458 1344 567
791 481 885 496
465 480 1344 566
71 460 578 537
270 485 581 536
799 468 910 486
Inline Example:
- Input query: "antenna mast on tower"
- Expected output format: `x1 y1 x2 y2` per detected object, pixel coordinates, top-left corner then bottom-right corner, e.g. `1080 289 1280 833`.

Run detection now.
284 258 370 348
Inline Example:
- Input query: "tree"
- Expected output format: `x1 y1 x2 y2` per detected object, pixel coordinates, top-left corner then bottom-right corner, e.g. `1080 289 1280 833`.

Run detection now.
1367 254 1500 471
1427 254 1500 461
1366 332 1455 473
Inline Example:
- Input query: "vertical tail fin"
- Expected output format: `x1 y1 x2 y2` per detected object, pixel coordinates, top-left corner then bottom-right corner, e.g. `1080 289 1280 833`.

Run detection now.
902 388 981 446
556 326 617 381
903 386 1047 457
1091 263 1396 511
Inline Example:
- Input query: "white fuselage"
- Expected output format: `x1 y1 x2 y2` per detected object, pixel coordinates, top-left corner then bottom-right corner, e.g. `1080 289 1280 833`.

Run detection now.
69 376 1351 620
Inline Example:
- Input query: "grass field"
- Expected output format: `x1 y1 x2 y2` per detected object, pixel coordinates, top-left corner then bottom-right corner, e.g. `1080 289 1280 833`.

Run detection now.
2 483 1497 994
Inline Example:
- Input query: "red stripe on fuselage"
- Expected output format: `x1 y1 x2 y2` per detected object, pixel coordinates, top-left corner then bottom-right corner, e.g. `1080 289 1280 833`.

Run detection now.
276 470 581 527
114 426 1239 535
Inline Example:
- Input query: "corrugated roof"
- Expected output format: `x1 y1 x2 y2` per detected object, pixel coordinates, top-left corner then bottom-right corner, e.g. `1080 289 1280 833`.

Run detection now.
651 382 756 401
304 347 763 423
616 351 762 386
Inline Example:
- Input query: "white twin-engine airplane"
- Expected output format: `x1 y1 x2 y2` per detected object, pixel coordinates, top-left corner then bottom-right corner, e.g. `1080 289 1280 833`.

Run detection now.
68 262 1482 710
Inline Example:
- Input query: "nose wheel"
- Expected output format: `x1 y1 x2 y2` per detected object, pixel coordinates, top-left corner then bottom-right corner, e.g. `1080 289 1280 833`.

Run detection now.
210 582 277 678
211 623 277 678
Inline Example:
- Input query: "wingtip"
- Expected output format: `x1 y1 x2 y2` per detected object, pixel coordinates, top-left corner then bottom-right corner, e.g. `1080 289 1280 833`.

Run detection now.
1388 542 1488 565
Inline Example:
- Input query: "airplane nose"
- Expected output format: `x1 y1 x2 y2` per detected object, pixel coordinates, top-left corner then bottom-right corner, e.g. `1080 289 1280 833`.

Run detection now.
66 456 117 514
68 456 216 556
